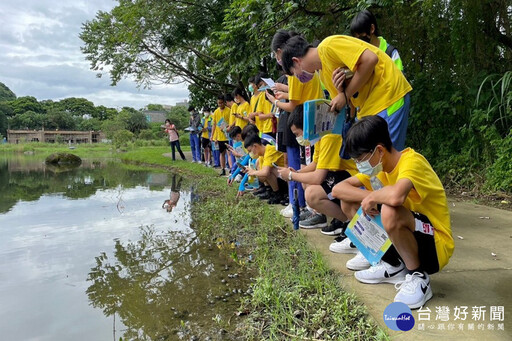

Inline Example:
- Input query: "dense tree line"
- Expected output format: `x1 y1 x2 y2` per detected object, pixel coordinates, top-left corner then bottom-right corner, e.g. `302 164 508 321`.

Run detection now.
81 0 512 192
0 82 192 143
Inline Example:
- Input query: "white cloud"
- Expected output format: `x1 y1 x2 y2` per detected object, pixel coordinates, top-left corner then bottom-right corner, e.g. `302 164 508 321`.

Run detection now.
0 0 189 109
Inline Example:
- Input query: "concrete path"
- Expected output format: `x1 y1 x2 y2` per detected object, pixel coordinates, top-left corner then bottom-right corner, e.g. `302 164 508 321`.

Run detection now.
300 199 511 340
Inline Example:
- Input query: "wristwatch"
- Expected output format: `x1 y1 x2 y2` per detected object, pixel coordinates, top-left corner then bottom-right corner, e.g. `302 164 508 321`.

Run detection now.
274 99 279 107
288 169 293 181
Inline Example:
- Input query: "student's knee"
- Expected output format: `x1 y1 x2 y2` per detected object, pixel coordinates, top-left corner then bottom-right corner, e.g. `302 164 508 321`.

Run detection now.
381 204 412 233
305 185 323 206
341 201 358 219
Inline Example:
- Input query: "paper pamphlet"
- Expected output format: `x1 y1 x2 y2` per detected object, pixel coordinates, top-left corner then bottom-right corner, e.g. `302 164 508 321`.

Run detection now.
261 78 275 88
345 207 392 266
217 117 228 134
303 99 346 145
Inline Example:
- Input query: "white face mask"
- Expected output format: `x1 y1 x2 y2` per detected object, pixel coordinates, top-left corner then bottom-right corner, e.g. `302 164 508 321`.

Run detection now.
295 135 310 146
355 149 383 176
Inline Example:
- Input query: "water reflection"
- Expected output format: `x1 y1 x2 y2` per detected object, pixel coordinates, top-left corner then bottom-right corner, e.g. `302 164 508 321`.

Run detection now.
87 225 248 340
0 154 248 340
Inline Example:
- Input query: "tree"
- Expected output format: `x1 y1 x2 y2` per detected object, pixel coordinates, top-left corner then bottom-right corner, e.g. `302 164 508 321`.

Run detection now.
0 103 13 135
80 0 232 95
46 110 76 130
8 110 46 130
8 96 43 116
167 106 189 130
56 97 98 117
0 82 16 102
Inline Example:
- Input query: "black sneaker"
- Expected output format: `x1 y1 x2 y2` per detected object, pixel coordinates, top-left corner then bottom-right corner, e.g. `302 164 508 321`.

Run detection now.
321 219 348 236
219 169 226 176
253 186 268 195
257 190 272 200
267 192 284 205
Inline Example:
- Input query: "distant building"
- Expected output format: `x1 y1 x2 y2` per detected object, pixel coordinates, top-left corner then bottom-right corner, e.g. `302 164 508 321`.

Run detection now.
143 111 167 123
175 100 189 107
7 130 105 144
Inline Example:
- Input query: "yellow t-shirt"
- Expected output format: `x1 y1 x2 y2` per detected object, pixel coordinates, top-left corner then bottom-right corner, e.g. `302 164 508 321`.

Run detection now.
236 101 250 129
355 148 454 270
201 115 212 139
317 35 412 118
229 103 238 126
262 144 284 168
312 134 358 173
212 107 231 141
288 73 324 104
256 91 273 134
249 94 261 131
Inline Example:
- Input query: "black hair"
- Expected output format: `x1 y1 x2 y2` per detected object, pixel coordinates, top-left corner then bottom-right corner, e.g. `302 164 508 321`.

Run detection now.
244 133 262 149
202 106 211 112
254 72 267 87
271 29 300 52
281 36 313 76
232 87 249 102
165 119 171 124
345 115 392 158
187 105 195 112
247 76 255 84
287 104 303 130
229 126 242 139
350 10 381 37
217 94 225 101
224 93 234 102
241 124 259 140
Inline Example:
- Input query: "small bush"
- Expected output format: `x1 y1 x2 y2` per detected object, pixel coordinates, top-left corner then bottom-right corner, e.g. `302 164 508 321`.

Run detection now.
179 131 190 146
113 129 134 148
138 129 156 140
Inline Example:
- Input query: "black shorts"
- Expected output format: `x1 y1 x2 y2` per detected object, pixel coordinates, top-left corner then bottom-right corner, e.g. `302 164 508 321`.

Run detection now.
382 211 440 275
201 137 210 149
218 140 228 153
320 170 351 205
276 132 287 153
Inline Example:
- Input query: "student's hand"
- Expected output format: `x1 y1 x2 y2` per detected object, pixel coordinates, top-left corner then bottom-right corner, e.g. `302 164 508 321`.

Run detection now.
278 167 291 182
265 91 276 103
361 193 380 218
248 112 257 119
227 177 233 186
274 91 286 100
332 67 347 93
273 82 288 92
237 190 244 198
247 168 257 176
330 93 346 112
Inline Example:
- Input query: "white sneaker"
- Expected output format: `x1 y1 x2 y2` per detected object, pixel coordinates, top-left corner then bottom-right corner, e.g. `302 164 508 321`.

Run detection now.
235 174 243 182
346 251 371 271
280 204 293 218
329 237 358 254
394 272 433 310
354 260 407 284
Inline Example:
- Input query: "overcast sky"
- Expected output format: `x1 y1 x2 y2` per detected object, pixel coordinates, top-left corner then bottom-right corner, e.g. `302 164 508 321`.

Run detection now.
0 0 189 109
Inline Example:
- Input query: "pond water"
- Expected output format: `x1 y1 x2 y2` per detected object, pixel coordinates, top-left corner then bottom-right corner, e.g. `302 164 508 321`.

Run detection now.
0 154 249 341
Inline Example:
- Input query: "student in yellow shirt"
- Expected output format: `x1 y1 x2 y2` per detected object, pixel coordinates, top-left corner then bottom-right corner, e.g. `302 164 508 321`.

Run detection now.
332 116 454 309
278 105 357 232
247 76 260 129
245 133 286 205
280 34 412 150
232 87 250 130
200 106 213 166
254 75 275 137
211 95 231 176
224 93 237 173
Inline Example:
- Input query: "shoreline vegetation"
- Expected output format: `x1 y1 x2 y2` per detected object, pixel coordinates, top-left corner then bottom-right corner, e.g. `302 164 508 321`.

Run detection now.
1 143 387 340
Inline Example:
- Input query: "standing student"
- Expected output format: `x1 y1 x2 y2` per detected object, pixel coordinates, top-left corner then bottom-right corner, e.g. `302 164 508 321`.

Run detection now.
200 106 213 166
188 105 201 163
211 95 231 176
280 34 412 151
164 119 186 161
232 87 250 130
350 10 409 150
332 116 454 309
225 93 237 172
254 75 275 138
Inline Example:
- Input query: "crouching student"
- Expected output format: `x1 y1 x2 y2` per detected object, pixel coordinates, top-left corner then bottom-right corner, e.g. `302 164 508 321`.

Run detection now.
332 116 454 309
244 134 287 204
278 105 357 233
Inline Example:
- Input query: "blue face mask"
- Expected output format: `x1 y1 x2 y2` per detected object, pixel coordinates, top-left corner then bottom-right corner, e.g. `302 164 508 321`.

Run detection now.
355 149 383 176
248 84 254 93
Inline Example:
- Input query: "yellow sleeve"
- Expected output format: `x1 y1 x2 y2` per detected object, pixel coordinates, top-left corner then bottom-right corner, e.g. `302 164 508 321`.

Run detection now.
288 73 324 103
319 35 366 72
229 104 238 125
263 145 284 167
315 134 344 171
